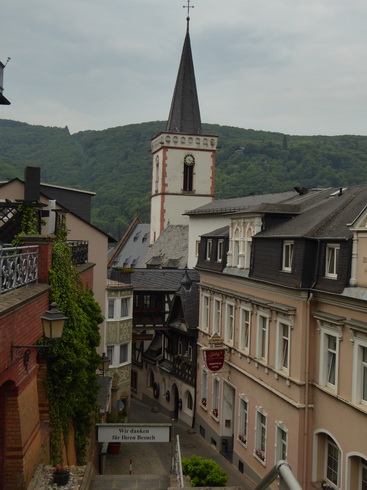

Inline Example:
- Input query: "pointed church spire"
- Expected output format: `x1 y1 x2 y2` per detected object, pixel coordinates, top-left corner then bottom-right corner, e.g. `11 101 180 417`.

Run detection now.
166 14 202 134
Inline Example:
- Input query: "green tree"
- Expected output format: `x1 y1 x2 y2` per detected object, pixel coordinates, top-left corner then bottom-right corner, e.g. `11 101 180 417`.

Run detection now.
182 455 228 487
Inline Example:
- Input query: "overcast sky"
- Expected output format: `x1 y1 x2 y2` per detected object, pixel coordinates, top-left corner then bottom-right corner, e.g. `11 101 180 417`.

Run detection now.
1 0 367 136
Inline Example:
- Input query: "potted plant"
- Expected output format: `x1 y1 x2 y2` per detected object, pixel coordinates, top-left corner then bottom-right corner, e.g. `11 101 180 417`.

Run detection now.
212 408 219 418
321 482 334 489
239 433 247 444
201 397 207 407
255 449 265 461
53 465 70 486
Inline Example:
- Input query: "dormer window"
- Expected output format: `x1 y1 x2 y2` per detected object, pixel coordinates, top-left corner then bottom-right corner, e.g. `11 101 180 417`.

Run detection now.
282 241 294 272
228 217 262 269
326 244 340 279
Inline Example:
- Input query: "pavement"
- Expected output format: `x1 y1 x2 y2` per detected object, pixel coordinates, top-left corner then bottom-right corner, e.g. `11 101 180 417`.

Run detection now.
89 396 256 489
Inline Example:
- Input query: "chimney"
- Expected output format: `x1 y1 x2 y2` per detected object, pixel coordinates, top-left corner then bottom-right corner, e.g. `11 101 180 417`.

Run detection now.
24 167 41 202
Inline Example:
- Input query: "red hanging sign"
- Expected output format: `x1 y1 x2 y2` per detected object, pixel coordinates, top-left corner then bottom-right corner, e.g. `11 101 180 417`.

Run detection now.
204 348 226 372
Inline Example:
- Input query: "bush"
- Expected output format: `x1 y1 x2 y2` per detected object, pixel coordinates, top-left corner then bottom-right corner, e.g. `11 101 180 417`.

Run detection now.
182 455 228 487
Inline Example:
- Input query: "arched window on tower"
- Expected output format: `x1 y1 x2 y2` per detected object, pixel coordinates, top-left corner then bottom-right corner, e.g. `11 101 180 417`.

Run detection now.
183 163 194 192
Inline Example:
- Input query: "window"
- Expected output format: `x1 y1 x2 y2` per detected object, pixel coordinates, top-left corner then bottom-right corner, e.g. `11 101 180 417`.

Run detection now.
143 294 150 309
202 294 210 330
119 343 130 365
352 338 367 406
326 244 340 278
206 239 212 261
275 422 288 462
217 239 224 262
213 298 221 335
183 162 194 191
201 369 208 407
325 334 337 387
238 396 248 445
178 341 183 356
239 307 251 352
361 460 367 490
255 407 267 462
276 321 290 372
225 303 235 344
107 345 114 366
212 377 220 418
325 436 340 487
188 344 193 360
256 314 269 362
195 240 200 257
282 241 294 272
108 299 115 319
315 314 343 392
121 298 130 318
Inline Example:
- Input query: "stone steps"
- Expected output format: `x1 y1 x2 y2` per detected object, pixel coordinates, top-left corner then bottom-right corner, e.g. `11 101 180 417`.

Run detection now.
89 473 171 489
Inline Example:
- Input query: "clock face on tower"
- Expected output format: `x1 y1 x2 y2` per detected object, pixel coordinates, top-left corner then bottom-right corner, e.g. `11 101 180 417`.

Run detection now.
184 154 195 166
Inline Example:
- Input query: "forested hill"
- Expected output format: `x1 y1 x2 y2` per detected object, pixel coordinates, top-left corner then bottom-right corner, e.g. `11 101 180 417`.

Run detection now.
1 118 367 239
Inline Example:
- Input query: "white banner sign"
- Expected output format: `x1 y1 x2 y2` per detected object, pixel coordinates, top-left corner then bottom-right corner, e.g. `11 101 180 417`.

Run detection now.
97 424 171 443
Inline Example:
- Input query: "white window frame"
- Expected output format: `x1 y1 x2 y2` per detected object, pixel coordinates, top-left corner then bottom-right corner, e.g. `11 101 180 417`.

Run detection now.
256 313 269 363
108 299 115 319
325 244 340 279
206 239 213 261
325 435 340 488
119 342 131 366
282 240 294 272
276 319 291 373
224 302 235 345
217 239 224 262
352 337 367 406
202 294 210 331
212 297 222 335
319 328 340 391
255 407 267 463
178 340 183 356
275 422 288 462
120 297 131 319
238 395 249 446
106 345 114 366
239 306 251 353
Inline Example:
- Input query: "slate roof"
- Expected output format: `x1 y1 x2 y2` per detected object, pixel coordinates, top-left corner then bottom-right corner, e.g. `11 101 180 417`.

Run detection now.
257 185 367 239
108 219 150 268
185 191 297 216
131 268 199 291
167 275 200 332
166 22 202 135
144 225 188 269
201 226 229 238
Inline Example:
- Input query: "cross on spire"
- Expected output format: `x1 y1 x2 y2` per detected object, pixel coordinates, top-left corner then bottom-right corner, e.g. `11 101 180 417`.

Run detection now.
183 0 194 18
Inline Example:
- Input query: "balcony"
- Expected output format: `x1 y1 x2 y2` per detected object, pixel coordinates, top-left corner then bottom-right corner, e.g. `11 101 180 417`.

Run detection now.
68 240 88 265
0 245 38 294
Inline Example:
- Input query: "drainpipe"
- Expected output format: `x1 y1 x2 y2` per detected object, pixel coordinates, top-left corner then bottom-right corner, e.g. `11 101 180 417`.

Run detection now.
302 239 320 488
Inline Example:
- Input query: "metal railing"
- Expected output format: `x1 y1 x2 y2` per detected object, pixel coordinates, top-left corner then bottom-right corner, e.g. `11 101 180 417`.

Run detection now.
68 240 88 265
254 460 302 490
172 434 184 488
0 245 38 294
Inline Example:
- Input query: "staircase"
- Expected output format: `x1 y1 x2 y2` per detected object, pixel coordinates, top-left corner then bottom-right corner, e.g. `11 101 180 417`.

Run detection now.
89 473 171 489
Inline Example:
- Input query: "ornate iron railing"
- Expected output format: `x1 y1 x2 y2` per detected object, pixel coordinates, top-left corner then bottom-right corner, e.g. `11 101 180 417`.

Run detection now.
0 245 38 294
68 240 88 265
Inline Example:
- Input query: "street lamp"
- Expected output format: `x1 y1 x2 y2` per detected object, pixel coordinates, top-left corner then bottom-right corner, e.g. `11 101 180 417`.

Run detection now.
11 302 68 372
98 352 110 376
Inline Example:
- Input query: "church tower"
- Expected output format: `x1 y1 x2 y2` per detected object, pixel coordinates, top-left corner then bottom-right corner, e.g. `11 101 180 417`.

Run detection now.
150 14 218 244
